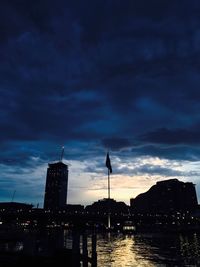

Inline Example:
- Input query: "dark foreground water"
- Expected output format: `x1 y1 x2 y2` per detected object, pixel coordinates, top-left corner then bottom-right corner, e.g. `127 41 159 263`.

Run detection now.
1 229 200 266
90 232 200 267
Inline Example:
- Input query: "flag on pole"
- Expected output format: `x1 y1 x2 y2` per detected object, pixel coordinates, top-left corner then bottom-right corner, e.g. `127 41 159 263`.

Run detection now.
106 152 112 173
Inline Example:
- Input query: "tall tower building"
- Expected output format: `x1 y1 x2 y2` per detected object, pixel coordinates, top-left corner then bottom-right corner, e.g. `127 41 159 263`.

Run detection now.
44 161 68 210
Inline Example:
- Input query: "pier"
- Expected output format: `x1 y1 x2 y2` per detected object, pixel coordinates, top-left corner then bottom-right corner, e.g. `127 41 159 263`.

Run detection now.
0 227 97 267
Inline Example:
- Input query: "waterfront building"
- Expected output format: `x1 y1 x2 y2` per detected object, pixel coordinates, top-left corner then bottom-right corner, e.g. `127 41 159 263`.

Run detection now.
130 179 198 214
0 202 33 212
85 198 128 215
44 161 68 210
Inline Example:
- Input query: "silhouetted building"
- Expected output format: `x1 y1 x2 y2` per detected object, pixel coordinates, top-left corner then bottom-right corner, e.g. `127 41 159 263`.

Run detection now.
0 202 33 212
64 204 84 213
44 162 68 210
85 198 128 214
130 179 198 214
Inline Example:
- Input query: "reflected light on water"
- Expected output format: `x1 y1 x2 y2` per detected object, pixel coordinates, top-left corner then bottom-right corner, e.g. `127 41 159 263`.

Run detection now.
64 230 200 266
179 234 200 266
97 233 155 267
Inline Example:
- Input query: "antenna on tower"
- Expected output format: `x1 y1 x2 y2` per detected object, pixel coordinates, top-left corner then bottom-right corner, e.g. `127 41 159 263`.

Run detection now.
11 190 16 202
60 146 65 162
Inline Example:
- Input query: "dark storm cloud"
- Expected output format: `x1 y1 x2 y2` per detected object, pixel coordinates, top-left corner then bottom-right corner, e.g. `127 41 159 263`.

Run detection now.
134 164 182 177
140 128 200 145
102 138 132 150
1 0 200 184
131 145 200 162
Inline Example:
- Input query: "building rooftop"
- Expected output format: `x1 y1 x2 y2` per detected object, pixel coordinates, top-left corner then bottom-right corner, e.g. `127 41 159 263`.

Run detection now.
48 161 68 168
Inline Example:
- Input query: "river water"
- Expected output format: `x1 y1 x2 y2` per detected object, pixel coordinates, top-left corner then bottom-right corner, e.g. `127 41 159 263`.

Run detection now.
91 232 200 266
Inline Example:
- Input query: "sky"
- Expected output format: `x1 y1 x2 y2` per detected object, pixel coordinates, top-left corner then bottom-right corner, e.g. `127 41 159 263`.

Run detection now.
1 0 200 207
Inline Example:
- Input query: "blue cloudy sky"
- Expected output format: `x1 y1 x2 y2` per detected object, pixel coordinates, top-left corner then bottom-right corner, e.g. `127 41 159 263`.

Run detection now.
1 0 200 207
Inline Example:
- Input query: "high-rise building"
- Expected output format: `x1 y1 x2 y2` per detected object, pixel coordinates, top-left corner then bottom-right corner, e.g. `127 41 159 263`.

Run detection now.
44 161 68 210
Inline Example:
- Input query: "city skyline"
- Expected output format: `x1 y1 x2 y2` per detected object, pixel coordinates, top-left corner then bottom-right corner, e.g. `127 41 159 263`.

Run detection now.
1 1 200 206
0 154 199 208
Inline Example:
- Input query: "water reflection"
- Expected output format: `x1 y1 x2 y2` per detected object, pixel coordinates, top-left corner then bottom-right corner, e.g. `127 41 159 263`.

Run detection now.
96 233 155 267
96 232 200 267
179 234 200 266
1 229 200 266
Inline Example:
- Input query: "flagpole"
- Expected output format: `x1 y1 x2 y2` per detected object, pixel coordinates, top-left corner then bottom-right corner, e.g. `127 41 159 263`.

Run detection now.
106 152 112 230
108 168 110 199
108 168 111 229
